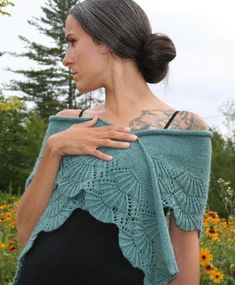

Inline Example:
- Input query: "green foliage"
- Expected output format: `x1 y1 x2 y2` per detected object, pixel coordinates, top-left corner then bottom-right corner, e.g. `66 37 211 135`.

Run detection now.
20 111 48 173
217 178 235 217
0 0 14 16
208 128 235 217
0 95 25 111
0 100 47 196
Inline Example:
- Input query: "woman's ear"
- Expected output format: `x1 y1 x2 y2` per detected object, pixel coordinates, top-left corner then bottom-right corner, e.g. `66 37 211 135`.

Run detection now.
98 42 111 55
92 37 111 55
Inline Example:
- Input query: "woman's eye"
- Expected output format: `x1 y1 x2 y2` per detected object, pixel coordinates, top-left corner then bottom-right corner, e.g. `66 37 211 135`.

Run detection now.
66 39 76 47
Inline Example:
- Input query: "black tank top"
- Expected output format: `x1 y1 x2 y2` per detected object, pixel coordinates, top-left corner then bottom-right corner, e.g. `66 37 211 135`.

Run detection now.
16 110 180 285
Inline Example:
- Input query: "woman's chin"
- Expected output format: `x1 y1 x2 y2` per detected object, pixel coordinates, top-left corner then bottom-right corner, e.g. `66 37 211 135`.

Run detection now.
75 81 86 92
76 81 100 93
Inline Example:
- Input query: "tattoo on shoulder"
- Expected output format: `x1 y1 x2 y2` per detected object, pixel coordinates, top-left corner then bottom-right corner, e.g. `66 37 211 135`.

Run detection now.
127 109 208 131
169 111 208 131
128 109 178 130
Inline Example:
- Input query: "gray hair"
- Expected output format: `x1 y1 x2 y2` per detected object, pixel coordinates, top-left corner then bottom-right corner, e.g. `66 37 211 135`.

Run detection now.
68 0 176 83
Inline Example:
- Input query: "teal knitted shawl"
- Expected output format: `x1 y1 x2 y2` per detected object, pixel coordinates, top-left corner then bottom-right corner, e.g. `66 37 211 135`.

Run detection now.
13 116 212 285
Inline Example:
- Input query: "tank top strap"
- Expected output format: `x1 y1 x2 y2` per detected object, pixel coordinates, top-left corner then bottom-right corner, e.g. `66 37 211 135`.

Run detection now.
163 110 180 129
78 108 87 117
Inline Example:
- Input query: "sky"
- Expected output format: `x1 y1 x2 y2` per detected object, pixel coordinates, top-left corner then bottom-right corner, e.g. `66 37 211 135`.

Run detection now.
0 0 234 135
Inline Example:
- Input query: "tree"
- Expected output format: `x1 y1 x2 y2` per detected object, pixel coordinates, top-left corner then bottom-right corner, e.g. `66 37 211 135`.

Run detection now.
0 94 48 194
0 92 24 111
3 0 103 121
219 99 235 137
0 0 14 16
208 128 235 217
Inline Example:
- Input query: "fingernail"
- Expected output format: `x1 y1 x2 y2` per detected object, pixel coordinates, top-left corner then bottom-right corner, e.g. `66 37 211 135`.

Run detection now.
125 127 131 131
107 155 113 160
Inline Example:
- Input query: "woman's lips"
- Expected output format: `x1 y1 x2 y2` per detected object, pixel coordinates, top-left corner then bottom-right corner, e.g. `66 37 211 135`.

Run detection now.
72 72 79 79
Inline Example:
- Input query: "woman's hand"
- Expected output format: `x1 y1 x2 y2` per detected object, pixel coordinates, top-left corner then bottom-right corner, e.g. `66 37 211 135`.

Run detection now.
48 116 138 161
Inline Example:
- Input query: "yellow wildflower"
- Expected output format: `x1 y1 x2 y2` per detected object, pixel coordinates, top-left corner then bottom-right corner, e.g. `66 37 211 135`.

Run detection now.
200 248 213 266
211 269 224 283
205 226 219 240
0 243 7 249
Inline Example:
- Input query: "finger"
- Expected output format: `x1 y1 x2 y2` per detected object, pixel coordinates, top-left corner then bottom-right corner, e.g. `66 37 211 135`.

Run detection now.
80 116 99 127
92 149 113 161
107 125 131 132
101 138 130 149
96 125 130 133
93 127 132 140
98 129 138 142
115 132 138 141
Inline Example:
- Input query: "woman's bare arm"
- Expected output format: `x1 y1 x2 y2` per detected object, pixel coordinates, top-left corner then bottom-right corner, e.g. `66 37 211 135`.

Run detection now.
16 142 61 246
168 213 200 285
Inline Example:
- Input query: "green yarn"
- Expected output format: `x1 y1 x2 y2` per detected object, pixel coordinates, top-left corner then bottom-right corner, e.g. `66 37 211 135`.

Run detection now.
13 116 212 285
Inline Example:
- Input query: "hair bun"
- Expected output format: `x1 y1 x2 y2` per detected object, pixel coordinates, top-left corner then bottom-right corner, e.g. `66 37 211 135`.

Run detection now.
136 33 176 83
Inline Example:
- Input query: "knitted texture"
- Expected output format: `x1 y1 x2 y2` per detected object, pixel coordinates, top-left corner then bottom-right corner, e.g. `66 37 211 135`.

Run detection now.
13 116 212 285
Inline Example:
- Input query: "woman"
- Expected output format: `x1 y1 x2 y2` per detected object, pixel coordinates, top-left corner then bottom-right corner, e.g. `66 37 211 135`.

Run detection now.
14 0 211 284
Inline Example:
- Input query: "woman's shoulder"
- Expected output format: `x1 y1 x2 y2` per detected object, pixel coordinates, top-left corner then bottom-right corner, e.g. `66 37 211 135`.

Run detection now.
55 109 83 117
55 104 102 117
171 110 209 131
54 108 208 131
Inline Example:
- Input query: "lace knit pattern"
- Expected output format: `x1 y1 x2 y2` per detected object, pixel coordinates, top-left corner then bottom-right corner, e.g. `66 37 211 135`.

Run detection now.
12 116 212 285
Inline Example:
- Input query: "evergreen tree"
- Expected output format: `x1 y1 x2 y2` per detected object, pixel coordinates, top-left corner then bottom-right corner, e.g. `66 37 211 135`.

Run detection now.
4 0 103 120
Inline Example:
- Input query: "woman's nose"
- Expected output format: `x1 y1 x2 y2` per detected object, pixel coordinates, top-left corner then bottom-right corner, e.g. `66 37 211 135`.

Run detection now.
62 52 72 67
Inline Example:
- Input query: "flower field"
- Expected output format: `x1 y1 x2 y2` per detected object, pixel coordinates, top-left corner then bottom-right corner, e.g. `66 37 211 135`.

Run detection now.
0 192 234 285
200 211 235 284
0 193 23 285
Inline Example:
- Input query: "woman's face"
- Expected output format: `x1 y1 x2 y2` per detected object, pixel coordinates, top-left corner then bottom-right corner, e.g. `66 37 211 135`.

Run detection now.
63 15 110 92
